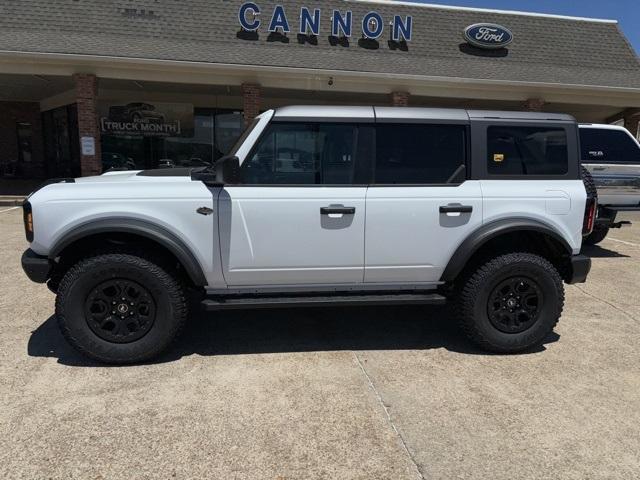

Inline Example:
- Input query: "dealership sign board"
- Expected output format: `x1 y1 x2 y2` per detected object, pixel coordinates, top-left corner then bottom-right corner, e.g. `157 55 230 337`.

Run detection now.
99 102 194 137
238 2 413 41
463 23 513 49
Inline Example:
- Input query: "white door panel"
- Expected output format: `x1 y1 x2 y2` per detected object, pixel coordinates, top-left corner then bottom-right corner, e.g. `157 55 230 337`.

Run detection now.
219 187 366 285
365 182 483 282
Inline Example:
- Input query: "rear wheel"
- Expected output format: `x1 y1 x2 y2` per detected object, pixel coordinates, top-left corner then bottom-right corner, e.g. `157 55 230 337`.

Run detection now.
55 253 187 364
455 253 564 353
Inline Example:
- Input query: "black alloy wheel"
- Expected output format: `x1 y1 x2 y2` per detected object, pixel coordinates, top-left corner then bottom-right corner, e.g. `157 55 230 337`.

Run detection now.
85 279 156 343
487 276 543 334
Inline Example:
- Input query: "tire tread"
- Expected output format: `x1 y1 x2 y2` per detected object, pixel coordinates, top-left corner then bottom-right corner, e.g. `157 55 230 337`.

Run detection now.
55 252 187 364
455 252 564 353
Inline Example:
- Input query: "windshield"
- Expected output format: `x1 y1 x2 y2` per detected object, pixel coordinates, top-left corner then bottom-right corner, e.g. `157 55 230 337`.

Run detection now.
228 118 260 156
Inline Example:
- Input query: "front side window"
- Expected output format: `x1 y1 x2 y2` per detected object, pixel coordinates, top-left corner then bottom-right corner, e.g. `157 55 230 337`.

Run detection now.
241 123 356 184
579 128 640 164
374 124 466 184
488 126 568 175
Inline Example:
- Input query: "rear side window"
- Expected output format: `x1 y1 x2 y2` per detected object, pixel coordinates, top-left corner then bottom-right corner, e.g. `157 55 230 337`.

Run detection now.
374 124 466 184
241 123 356 184
579 128 640 164
487 126 568 175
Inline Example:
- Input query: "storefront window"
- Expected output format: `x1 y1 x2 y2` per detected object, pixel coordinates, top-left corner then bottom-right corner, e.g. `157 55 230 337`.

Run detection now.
42 104 80 178
16 122 33 163
100 107 243 172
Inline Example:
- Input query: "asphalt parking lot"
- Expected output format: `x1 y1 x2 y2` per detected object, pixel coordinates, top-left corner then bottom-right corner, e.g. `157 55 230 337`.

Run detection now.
1 207 639 480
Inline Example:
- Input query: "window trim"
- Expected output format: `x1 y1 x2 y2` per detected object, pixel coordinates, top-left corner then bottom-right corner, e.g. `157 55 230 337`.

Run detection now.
486 124 570 177
370 122 470 187
470 120 580 181
239 121 366 187
579 127 640 165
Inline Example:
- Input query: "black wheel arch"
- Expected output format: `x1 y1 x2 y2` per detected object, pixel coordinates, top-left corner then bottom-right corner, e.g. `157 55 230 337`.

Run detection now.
441 218 573 283
49 217 208 287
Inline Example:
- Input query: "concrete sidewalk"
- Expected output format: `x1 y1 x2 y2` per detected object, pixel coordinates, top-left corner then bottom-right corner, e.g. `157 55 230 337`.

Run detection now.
1 208 639 479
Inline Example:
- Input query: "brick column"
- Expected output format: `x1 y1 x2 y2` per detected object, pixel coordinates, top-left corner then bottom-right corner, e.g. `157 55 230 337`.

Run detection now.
241 83 261 126
391 91 410 107
522 98 545 112
73 73 102 176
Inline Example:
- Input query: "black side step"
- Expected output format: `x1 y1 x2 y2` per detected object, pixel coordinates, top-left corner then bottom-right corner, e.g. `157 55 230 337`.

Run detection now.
201 293 446 311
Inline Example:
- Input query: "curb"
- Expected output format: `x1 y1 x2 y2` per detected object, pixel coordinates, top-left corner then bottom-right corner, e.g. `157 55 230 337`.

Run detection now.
0 198 25 207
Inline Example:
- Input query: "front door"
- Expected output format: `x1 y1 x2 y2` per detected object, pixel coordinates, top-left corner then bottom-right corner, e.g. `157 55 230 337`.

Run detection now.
364 122 483 283
218 122 367 286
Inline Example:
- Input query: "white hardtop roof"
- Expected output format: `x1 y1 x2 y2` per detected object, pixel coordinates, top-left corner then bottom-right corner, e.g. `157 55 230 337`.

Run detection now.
579 123 628 130
272 106 576 122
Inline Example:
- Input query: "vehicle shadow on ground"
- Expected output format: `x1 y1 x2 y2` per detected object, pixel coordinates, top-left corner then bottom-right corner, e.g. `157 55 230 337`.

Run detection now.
582 245 629 258
27 305 560 367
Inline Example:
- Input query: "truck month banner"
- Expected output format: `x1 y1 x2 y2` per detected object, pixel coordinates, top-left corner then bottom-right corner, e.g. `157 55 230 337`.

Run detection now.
99 102 194 137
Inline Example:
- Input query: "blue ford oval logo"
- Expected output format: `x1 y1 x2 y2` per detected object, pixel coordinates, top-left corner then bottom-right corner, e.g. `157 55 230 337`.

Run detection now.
464 23 513 49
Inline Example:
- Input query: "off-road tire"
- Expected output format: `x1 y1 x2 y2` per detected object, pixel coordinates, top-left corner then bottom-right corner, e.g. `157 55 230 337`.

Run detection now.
455 253 564 353
584 227 609 246
55 253 187 364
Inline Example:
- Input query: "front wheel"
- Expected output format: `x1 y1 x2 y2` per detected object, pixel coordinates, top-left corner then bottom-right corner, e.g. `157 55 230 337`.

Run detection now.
455 253 564 353
55 253 187 364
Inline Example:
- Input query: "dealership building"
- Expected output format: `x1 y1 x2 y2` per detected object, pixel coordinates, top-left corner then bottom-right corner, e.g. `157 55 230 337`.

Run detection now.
0 0 639 188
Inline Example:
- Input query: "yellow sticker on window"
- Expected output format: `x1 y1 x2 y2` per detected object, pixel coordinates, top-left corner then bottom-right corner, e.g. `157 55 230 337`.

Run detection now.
493 153 505 163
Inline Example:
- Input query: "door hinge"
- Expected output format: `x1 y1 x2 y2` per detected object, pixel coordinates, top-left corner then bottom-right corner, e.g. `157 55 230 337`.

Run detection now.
197 207 214 216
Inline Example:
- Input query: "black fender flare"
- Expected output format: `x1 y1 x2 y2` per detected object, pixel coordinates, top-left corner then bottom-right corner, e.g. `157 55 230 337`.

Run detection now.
49 217 208 286
440 218 573 282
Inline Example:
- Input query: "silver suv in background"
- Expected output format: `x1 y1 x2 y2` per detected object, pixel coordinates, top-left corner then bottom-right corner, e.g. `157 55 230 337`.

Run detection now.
580 124 640 245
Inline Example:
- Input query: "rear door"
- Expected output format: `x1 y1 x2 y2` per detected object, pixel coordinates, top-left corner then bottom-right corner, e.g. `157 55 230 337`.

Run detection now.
579 126 640 205
364 112 483 283
219 120 371 286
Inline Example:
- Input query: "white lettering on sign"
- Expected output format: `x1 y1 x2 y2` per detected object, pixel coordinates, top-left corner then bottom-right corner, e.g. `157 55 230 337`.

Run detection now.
463 23 513 49
474 27 505 43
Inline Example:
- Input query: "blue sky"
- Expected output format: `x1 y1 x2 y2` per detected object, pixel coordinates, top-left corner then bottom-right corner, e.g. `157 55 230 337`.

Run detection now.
402 0 640 55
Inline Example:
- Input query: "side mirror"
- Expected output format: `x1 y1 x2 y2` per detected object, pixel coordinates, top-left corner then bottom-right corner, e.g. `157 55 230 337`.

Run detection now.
215 155 241 185
191 155 241 186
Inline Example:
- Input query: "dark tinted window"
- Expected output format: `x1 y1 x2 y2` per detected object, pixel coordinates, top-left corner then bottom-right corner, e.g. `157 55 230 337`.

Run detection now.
579 128 640 164
374 124 466 184
241 123 356 184
488 126 568 175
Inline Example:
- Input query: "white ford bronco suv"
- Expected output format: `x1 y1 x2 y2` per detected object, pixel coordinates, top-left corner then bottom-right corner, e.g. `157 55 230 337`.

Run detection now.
21 106 594 364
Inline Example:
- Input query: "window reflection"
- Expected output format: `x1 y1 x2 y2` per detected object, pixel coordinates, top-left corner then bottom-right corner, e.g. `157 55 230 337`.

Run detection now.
100 108 244 172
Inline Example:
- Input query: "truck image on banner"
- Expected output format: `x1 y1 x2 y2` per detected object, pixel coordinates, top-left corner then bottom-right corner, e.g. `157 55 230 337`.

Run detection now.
99 102 194 137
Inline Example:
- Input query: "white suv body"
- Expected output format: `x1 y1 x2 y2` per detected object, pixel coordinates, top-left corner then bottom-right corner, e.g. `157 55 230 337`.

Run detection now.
21 106 593 363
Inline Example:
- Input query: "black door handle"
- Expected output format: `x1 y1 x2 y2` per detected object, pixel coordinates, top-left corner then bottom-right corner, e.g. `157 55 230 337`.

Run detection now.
440 205 473 214
321 206 356 215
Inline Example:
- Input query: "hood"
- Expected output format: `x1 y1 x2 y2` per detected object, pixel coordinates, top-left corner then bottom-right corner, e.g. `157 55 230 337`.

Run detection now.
74 170 141 183
74 168 197 184
26 168 199 200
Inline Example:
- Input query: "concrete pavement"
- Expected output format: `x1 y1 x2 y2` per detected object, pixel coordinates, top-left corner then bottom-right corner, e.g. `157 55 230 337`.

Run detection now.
1 207 639 479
